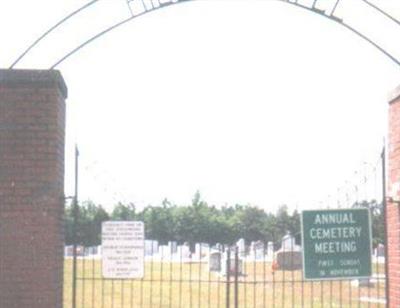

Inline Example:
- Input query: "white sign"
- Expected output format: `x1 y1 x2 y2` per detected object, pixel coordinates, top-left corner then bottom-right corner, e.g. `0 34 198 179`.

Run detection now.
102 221 144 279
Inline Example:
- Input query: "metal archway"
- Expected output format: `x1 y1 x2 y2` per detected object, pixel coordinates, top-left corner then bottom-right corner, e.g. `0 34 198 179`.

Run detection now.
9 0 400 70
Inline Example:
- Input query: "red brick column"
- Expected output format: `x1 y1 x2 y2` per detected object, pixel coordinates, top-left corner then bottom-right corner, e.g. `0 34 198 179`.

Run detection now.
387 84 400 307
0 69 67 308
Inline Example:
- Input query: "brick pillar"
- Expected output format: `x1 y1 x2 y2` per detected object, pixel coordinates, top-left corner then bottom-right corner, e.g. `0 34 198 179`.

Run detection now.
387 84 400 307
0 69 67 308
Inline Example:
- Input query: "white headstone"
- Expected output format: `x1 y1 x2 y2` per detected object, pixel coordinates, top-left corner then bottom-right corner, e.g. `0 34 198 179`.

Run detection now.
194 243 207 260
351 278 375 288
208 251 222 272
267 242 274 255
159 245 171 258
236 238 246 256
88 246 98 255
201 243 210 257
251 241 264 260
152 241 159 254
168 241 178 254
215 243 223 251
281 233 297 251
178 244 191 259
145 240 154 256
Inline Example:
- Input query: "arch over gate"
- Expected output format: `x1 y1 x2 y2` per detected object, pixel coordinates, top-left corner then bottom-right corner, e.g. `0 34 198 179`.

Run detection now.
8 0 400 69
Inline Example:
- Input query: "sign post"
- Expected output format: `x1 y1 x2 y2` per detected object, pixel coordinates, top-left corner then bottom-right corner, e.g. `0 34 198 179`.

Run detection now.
102 221 145 279
301 208 372 280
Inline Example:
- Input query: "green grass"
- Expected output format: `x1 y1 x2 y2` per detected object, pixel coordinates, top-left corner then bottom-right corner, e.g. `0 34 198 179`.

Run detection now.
64 259 386 307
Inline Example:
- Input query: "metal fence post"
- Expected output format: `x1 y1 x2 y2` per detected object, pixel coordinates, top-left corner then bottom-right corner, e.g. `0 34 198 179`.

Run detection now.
382 146 390 307
226 248 231 308
72 146 79 308
234 246 239 308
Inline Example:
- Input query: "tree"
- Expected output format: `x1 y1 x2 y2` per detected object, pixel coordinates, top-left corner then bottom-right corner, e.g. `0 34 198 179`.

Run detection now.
64 200 110 246
63 195 319 248
234 206 268 242
142 205 175 244
111 202 136 220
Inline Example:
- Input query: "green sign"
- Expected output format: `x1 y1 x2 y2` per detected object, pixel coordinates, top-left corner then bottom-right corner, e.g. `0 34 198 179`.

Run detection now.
301 208 372 280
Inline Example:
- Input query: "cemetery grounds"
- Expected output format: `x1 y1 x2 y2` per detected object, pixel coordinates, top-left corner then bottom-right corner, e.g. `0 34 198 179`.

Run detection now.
63 258 386 307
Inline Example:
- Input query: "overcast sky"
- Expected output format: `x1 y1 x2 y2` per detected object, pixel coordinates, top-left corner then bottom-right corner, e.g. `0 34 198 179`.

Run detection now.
1 0 400 212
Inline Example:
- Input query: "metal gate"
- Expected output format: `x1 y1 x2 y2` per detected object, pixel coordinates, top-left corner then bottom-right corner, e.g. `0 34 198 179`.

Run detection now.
65 148 388 307
65 236 387 307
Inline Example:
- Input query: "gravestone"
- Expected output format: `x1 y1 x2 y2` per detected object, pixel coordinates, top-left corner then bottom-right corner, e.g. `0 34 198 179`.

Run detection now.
215 243 223 251
250 241 265 260
194 243 209 260
159 245 171 259
168 241 178 254
67 245 84 257
276 250 302 270
202 243 210 256
221 249 243 276
76 246 85 256
152 241 159 254
275 233 302 270
351 278 375 288
281 232 297 251
209 251 222 272
87 246 98 256
177 243 191 259
145 240 152 256
267 242 274 255
145 240 159 256
237 238 246 257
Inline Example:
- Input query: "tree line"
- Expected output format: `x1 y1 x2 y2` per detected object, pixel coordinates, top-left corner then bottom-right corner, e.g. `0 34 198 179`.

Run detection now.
65 192 384 248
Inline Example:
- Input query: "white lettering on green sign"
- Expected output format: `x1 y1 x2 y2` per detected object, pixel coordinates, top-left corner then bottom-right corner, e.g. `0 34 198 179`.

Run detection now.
313 213 356 225
314 241 357 254
309 226 362 239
